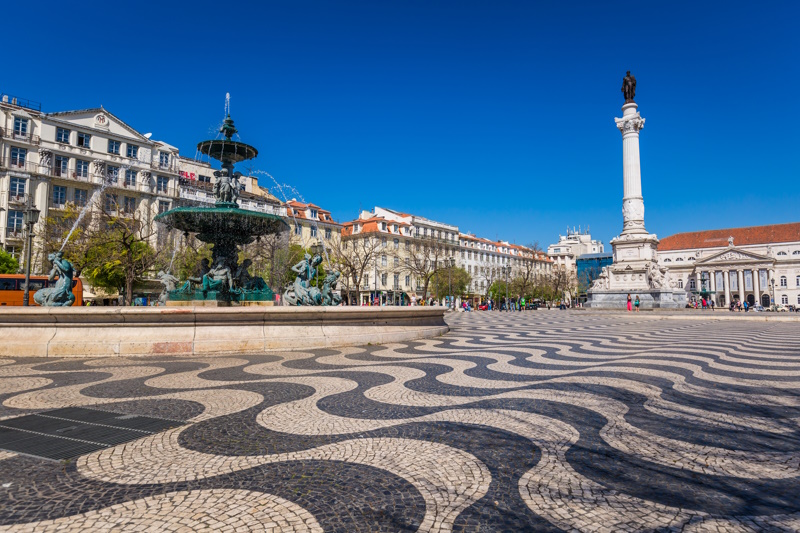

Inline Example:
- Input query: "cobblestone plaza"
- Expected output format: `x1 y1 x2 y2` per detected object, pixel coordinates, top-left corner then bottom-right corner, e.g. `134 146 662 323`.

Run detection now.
0 311 799 532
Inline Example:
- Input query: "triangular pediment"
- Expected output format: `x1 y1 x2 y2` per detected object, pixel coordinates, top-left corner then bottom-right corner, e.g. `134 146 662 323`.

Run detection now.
696 247 772 264
47 108 151 142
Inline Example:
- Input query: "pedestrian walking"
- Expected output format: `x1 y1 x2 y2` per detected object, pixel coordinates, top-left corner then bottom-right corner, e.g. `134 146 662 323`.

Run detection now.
627 294 632 312
634 295 640 312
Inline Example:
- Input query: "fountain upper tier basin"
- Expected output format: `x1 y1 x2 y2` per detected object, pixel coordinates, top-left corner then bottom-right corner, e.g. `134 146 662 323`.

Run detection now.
154 205 288 246
197 139 258 164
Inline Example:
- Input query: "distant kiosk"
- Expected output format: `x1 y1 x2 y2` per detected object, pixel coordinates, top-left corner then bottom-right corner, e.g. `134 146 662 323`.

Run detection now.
586 73 685 309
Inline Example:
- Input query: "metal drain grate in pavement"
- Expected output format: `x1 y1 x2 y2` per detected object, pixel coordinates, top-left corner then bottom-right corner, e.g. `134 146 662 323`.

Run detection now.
0 407 185 461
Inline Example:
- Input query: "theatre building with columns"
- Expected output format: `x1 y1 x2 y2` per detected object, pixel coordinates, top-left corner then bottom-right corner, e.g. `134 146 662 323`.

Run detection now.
657 222 800 308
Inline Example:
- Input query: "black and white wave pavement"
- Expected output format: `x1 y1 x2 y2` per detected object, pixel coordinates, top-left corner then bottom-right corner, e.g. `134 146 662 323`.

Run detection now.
1 311 799 532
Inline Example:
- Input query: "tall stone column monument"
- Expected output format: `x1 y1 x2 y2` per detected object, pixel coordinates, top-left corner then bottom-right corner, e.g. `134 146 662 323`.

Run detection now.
586 72 686 309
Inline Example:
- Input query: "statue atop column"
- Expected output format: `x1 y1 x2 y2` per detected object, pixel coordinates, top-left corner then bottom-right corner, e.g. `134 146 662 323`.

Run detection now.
621 71 636 103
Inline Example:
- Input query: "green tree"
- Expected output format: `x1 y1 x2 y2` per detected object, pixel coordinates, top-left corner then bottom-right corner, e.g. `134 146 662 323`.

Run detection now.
431 266 471 300
488 279 510 301
82 225 159 305
0 249 19 274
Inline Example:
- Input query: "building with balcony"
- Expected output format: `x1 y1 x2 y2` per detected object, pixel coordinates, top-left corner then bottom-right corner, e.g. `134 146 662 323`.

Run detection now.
547 227 605 280
0 97 215 271
340 206 551 306
284 200 341 250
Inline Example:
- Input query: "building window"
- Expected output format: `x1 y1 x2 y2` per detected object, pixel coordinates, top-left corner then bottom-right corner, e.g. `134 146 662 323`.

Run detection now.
76 159 90 177
9 177 26 197
123 196 136 214
325 228 332 239
780 276 787 287
10 147 26 167
796 276 800 287
381 222 387 231
394 257 399 267
159 152 170 168
54 155 69 177
294 224 301 236
56 127 71 143
126 144 138 159
107 165 119 182
676 258 684 262
158 200 170 214
382 237 387 247
394 274 399 288
781 295 788 305
125 169 137 187
198 174 211 183
381 273 387 286
53 186 66 206
156 176 169 193
393 238 399 249
310 209 318 219
105 194 118 212
13 117 28 137
107 139 121 155
381 255 387 267
310 225 318 237
77 132 91 148
405 275 410 286
689 279 695 289
777 251 787 256
363 274 368 286
7 210 23 232
74 189 88 207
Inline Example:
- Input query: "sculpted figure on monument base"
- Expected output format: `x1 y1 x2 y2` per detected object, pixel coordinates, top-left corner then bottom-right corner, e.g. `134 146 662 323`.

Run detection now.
590 267 611 291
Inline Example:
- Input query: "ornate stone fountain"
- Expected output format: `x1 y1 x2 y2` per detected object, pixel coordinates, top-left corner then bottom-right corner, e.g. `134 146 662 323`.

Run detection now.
154 113 288 305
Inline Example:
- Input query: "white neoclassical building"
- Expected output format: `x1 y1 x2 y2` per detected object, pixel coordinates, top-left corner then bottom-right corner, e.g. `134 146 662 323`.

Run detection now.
657 222 800 308
547 228 604 277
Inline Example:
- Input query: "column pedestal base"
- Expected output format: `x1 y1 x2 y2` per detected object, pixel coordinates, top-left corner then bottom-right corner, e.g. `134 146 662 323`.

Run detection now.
585 289 687 309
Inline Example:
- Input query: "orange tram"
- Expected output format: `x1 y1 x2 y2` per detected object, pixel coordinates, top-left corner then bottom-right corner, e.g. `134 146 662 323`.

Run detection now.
0 274 83 307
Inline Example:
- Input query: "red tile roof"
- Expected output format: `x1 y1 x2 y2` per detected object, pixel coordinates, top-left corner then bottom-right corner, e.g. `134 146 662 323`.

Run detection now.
659 222 800 251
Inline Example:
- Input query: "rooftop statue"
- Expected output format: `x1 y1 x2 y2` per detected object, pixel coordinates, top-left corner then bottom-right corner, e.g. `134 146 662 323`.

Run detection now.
622 70 636 103
34 252 76 307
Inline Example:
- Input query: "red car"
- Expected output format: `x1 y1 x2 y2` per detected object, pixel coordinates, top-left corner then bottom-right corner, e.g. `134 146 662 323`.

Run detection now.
478 303 488 311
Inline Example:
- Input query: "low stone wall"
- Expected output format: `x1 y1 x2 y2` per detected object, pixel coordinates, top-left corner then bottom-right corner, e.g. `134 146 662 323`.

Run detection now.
0 307 449 358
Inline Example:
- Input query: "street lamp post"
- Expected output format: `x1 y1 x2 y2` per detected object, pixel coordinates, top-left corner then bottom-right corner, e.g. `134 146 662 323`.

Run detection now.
770 278 775 308
448 257 455 310
310 243 324 290
502 265 509 312
22 202 41 307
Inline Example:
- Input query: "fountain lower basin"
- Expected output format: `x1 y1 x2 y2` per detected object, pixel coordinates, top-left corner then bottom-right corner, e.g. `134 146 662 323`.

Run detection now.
0 307 448 357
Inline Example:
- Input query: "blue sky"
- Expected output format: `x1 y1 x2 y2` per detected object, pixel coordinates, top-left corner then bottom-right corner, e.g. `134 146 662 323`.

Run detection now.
8 0 799 247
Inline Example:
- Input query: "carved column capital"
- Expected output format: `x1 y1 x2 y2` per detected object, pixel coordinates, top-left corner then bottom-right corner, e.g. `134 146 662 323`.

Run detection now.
615 115 645 135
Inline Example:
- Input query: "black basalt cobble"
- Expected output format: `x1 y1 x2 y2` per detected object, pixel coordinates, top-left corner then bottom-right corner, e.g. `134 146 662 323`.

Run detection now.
0 312 799 531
